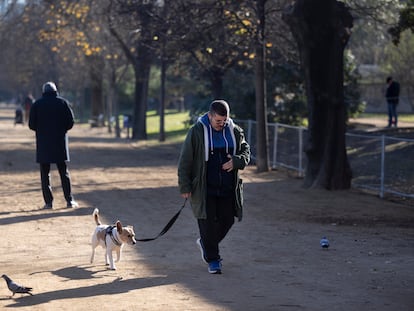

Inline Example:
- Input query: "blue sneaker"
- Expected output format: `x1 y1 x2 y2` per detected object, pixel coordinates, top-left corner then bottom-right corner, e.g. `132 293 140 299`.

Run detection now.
196 238 208 264
208 260 222 274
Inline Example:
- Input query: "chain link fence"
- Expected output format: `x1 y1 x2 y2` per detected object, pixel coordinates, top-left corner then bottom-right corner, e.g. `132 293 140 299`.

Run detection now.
237 119 414 201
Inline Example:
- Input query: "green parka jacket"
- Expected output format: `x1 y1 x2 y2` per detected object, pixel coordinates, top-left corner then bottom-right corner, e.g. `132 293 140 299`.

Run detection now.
177 118 250 221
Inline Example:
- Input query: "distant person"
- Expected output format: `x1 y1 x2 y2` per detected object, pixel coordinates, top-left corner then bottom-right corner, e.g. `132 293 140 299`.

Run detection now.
14 106 24 126
29 82 78 209
385 76 400 127
23 93 34 123
14 94 24 126
177 100 250 274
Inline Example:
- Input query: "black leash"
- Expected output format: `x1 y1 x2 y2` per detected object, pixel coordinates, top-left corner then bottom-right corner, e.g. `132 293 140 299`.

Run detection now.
136 198 188 242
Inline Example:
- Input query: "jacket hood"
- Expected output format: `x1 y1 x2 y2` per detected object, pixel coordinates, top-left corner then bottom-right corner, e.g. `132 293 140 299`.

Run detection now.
197 113 236 161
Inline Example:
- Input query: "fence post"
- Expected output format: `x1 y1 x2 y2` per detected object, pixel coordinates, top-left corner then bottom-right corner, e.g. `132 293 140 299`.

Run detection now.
272 123 279 169
380 135 385 198
298 127 304 177
247 119 253 146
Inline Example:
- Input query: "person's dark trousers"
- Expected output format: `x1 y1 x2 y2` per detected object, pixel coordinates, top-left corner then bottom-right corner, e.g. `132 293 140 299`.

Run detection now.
40 162 73 205
387 101 398 127
197 195 235 262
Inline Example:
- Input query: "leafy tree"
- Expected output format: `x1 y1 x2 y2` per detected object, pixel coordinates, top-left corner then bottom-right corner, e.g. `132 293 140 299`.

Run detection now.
176 1 254 99
389 0 414 45
267 51 364 126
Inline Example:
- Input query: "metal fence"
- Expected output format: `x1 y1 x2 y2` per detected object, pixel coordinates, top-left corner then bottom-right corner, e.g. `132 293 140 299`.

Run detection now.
237 119 414 200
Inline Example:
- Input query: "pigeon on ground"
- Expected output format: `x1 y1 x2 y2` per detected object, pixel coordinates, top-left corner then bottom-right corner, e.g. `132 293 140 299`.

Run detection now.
1 274 33 297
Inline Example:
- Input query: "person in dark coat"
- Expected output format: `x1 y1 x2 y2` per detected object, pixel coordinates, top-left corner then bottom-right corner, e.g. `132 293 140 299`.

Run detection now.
29 81 78 209
385 76 400 127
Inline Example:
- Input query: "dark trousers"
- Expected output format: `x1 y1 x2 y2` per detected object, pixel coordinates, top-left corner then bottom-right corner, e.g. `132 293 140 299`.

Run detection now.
387 101 398 126
197 195 235 262
40 162 72 204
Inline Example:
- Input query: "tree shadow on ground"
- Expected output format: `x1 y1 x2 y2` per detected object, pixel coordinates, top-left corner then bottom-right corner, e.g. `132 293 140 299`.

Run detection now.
0 208 91 226
4 274 169 307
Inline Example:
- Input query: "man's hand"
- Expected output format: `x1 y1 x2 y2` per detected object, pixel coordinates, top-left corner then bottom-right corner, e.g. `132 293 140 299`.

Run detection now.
222 154 233 172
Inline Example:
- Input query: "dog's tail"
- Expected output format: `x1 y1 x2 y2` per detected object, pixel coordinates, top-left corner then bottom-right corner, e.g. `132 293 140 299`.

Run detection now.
93 208 101 226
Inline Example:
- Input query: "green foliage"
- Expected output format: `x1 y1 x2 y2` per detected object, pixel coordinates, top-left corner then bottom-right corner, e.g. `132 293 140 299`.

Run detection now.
185 96 211 125
148 63 210 113
186 65 257 122
116 66 135 114
222 66 256 119
148 66 161 99
344 51 366 118
346 0 401 64
267 63 307 126
0 0 406 134
383 30 414 75
272 93 307 126
266 51 364 125
389 0 414 45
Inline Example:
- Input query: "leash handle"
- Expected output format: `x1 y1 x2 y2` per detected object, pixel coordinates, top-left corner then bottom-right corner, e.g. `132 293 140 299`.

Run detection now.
136 198 188 242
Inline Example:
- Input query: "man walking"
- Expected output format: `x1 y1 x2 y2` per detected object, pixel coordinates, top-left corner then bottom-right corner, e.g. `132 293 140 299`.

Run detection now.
29 82 78 209
178 99 250 274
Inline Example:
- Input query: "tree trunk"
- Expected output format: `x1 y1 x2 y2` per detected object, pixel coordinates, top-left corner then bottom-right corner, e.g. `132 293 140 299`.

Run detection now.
159 55 166 142
283 0 353 189
255 0 269 172
108 68 119 137
131 4 154 141
132 57 151 140
108 1 154 140
89 56 104 118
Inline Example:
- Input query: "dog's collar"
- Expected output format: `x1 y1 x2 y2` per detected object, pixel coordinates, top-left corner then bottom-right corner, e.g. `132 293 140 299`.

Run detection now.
105 226 122 247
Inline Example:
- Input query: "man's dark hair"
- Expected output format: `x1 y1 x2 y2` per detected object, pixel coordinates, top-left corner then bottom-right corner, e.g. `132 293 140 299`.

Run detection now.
386 76 393 84
209 100 229 117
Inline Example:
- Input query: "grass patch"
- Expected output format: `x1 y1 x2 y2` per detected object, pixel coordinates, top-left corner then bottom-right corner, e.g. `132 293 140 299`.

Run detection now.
359 113 414 122
146 109 190 142
398 114 414 123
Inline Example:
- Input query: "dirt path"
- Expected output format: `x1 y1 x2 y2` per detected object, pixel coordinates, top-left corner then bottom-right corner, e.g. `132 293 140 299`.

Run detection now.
1 107 413 310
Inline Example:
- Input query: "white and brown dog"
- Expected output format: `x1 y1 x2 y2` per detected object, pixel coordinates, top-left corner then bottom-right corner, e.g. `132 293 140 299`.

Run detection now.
90 208 136 270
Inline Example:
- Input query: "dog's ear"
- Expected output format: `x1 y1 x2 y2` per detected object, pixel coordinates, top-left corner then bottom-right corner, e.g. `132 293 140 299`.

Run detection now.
116 220 123 233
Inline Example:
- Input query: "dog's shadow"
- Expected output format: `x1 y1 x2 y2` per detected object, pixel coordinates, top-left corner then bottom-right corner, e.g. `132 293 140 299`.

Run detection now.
5 266 169 307
52 265 106 280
